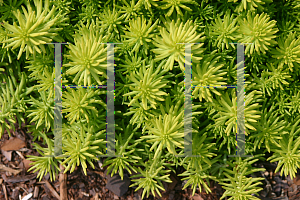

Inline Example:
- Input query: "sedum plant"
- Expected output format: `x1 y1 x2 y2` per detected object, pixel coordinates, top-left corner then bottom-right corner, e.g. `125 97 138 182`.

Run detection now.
63 20 109 86
129 150 172 199
179 160 218 196
260 63 293 92
191 50 227 102
77 5 98 24
0 72 33 137
140 99 185 159
1 0 300 199
210 10 239 50
62 88 106 124
211 89 262 136
102 122 143 180
0 0 67 60
26 90 54 131
267 116 300 180
158 0 198 17
270 31 300 72
117 51 146 75
219 155 265 200
61 122 107 175
180 132 218 171
123 98 156 131
237 11 279 55
34 69 68 98
123 60 174 110
24 46 55 79
249 99 289 153
97 6 126 39
152 17 206 71
50 0 74 15
289 89 300 116
228 0 273 13
271 90 293 120
0 0 24 22
116 0 140 21
27 133 62 182
134 0 159 14
122 16 158 56
267 135 300 180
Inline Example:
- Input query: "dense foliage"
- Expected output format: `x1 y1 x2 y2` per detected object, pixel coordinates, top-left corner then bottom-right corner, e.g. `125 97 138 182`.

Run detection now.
1 0 300 199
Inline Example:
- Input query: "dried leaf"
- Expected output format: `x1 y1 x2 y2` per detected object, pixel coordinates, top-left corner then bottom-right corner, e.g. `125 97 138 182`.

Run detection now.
0 137 26 151
22 159 34 172
192 194 204 200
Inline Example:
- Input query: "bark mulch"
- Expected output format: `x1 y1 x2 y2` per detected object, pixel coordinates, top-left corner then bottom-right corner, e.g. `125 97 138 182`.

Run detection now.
0 122 299 200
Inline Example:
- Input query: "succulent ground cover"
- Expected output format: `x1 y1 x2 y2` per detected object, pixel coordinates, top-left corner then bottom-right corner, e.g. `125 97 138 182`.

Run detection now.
1 0 300 199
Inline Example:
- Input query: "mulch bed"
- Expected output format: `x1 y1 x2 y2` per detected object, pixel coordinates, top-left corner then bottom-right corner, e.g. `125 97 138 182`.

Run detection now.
0 121 300 200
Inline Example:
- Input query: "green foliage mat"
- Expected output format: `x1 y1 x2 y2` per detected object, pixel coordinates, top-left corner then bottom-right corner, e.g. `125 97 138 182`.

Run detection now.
1 0 300 199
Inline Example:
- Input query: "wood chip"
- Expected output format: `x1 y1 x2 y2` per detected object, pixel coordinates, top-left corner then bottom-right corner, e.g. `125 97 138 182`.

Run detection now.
91 170 104 177
1 150 12 161
94 193 99 200
21 193 32 200
34 186 39 198
44 180 60 200
98 158 104 170
59 164 68 200
0 164 22 175
17 148 29 152
2 184 8 200
16 151 25 159
11 187 20 200
2 173 36 183
293 175 300 185
82 192 89 197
